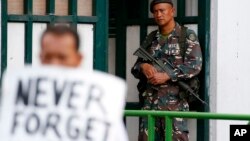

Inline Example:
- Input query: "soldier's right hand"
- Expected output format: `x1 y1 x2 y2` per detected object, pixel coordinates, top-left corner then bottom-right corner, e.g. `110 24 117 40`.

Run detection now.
140 63 157 78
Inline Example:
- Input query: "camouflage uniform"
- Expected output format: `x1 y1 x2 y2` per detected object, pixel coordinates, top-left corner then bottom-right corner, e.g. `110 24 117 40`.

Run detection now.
131 23 202 141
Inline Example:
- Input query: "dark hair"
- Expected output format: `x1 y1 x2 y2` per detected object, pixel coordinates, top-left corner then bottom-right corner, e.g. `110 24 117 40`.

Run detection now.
41 25 80 51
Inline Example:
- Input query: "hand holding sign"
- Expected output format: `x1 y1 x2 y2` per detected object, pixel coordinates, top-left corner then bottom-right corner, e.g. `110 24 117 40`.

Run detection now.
0 66 128 141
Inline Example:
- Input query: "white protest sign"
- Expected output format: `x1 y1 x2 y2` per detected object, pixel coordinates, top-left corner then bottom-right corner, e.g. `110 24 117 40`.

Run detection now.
0 66 127 141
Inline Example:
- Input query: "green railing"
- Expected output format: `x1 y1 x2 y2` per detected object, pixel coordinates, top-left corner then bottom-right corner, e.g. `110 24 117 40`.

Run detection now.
125 110 250 141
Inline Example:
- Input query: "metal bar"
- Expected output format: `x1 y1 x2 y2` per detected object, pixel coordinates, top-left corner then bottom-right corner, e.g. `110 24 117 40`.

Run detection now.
125 110 250 120
177 0 186 24
94 0 108 71
46 0 55 24
25 21 33 64
115 0 126 78
52 16 74 22
24 0 33 64
77 16 98 23
46 0 55 14
8 15 29 21
125 102 141 110
140 0 148 43
68 0 77 28
165 116 172 141
200 0 211 113
126 110 250 141
197 0 211 140
1 0 8 76
69 0 77 15
148 115 155 141
7 15 98 23
24 0 32 15
175 17 199 24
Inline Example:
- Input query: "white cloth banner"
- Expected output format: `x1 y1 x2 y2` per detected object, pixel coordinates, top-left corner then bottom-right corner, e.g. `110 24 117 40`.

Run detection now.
0 66 128 141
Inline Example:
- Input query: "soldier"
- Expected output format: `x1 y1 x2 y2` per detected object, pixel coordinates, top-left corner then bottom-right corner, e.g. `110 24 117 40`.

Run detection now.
131 0 202 141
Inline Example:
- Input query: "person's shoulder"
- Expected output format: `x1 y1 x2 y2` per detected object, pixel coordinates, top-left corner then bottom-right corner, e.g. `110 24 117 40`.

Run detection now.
148 29 158 35
185 28 199 42
146 30 158 39
141 29 158 48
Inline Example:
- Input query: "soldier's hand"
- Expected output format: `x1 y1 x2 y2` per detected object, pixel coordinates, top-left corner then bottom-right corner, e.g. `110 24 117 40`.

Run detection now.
140 63 157 78
148 72 170 85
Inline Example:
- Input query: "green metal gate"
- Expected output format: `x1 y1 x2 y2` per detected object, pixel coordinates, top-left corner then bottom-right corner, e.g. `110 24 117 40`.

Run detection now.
1 0 108 75
125 110 250 141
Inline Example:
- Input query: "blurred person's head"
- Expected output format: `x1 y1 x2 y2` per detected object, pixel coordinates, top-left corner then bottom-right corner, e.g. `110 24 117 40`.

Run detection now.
40 25 82 67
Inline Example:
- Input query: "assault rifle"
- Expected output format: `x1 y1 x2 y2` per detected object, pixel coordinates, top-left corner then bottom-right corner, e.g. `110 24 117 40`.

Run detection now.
133 47 208 106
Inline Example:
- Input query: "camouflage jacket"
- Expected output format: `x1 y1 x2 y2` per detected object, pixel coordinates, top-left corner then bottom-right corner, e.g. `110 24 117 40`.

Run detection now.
131 23 202 92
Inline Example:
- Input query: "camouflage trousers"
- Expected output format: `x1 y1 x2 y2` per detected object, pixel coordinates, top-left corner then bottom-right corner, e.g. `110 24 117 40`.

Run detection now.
138 85 189 141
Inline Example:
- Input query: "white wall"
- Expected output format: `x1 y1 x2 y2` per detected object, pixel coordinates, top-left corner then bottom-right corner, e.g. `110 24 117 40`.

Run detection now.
32 23 47 66
7 23 25 69
126 26 140 141
126 26 140 103
211 0 250 141
77 24 94 70
210 0 218 141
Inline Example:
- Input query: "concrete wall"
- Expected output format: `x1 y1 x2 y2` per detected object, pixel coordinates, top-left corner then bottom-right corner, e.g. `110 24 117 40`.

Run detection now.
210 0 250 141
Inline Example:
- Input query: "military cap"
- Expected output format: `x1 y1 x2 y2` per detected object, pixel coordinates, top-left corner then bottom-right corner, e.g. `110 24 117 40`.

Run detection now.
150 0 173 13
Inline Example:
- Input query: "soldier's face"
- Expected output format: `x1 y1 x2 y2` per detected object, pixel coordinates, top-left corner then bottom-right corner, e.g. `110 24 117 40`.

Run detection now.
152 3 175 27
40 33 82 67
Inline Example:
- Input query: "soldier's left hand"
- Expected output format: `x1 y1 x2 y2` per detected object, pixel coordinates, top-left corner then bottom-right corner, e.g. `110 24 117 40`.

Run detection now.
148 72 170 85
